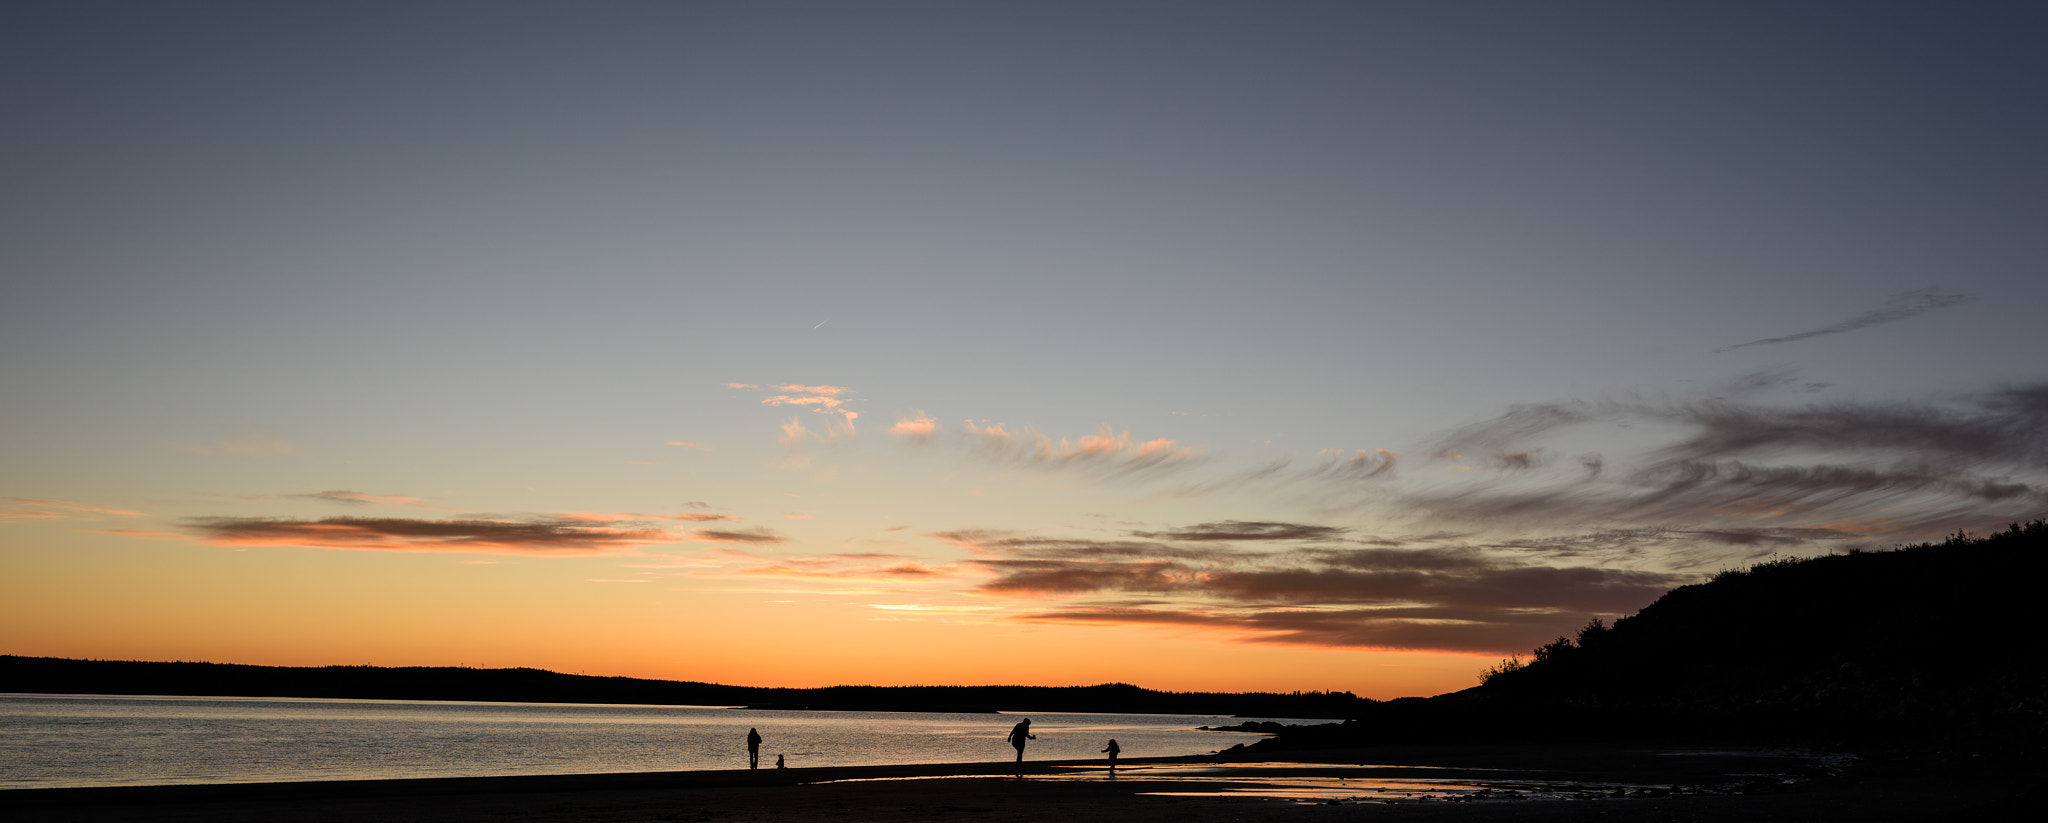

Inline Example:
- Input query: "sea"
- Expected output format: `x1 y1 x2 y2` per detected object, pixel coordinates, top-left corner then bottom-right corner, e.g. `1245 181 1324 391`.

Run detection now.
0 693 1324 790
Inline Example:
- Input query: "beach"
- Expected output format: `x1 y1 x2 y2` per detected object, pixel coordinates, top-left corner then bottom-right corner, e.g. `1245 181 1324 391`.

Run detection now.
5 744 2036 822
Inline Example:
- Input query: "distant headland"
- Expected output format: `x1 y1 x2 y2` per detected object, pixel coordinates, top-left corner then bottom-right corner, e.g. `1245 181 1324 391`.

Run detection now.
0 656 1365 719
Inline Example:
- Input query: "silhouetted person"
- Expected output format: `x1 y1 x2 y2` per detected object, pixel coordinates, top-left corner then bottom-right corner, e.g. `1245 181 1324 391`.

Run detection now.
775 754 786 769
1006 718 1035 766
1102 738 1120 771
746 728 762 769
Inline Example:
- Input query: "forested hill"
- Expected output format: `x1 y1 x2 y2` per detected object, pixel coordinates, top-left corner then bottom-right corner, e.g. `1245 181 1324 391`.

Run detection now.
1259 521 2048 749
0 656 1366 719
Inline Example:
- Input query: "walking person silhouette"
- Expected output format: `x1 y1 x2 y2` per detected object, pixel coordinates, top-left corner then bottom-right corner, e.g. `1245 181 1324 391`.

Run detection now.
1006 718 1035 771
1102 738 1120 772
746 727 762 769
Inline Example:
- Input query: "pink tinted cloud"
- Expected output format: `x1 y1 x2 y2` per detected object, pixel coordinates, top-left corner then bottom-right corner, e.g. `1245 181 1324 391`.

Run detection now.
743 382 860 427
776 384 852 396
890 411 938 440
779 414 857 447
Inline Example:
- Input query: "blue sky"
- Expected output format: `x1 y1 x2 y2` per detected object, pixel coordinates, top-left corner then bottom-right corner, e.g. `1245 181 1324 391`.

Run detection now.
4 1 2044 696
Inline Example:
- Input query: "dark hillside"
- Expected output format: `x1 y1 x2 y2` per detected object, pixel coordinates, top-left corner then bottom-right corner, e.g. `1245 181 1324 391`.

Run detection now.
1259 522 2048 749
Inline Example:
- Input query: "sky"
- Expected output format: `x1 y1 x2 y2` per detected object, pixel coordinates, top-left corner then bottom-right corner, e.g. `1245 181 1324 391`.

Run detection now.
3 1 2045 700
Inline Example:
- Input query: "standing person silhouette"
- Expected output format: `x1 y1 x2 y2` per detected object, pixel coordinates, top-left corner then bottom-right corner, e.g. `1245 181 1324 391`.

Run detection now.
1006 718 1035 767
1102 738 1120 772
746 728 762 769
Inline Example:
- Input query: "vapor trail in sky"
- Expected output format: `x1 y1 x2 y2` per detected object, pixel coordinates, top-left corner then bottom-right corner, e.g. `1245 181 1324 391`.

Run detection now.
1717 289 1970 352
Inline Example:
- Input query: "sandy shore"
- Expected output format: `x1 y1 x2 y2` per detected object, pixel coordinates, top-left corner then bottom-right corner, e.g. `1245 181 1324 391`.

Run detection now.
3 744 2038 822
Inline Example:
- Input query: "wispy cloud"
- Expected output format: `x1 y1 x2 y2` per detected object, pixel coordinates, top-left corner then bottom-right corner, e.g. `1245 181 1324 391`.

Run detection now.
1019 606 1588 654
1 497 146 521
287 490 451 509
171 435 300 456
732 552 965 582
950 522 1684 654
1717 288 1971 352
739 383 860 425
1306 449 1399 481
1403 378 2048 546
778 414 857 449
1129 521 1348 542
687 527 788 544
959 421 1205 479
562 511 746 524
184 516 674 554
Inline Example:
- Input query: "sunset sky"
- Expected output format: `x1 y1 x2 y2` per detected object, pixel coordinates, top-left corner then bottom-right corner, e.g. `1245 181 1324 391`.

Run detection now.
4 1 2045 700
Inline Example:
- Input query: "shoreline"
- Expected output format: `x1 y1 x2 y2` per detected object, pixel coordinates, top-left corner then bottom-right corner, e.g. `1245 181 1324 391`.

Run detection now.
5 744 2038 821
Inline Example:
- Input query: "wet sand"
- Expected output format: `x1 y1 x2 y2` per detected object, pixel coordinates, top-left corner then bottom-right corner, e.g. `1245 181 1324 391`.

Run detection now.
3 744 2038 822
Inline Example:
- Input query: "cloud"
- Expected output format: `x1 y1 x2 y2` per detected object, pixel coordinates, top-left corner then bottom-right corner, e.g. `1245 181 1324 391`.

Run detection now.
688 527 788 544
1717 288 1971 352
733 552 964 582
183 516 674 554
1 497 146 521
172 435 300 456
1306 449 1398 480
933 530 1250 561
890 411 938 441
958 422 1205 479
1017 607 1585 654
288 490 441 508
1494 451 1541 471
1431 404 1590 461
561 511 747 524
956 522 1686 654
1398 379 2048 547
1129 521 1348 542
738 382 859 423
776 384 852 396
88 528 195 540
778 414 857 450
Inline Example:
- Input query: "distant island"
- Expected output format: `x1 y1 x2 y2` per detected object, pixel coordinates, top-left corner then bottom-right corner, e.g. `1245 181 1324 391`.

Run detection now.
1246 521 2048 753
0 656 1366 719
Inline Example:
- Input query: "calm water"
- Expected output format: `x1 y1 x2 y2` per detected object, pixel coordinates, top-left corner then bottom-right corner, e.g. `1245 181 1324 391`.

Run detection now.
0 694 1317 789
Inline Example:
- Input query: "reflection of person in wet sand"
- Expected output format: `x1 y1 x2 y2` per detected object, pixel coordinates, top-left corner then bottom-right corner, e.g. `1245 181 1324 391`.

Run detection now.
1102 738 1120 771
746 728 762 769
1006 718 1035 764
